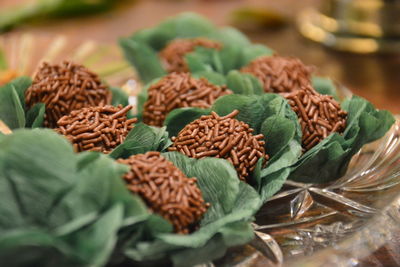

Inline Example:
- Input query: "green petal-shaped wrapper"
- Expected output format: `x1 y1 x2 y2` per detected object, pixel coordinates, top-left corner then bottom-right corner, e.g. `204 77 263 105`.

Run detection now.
164 93 302 202
185 43 273 77
0 129 149 266
119 12 273 84
0 76 32 129
109 122 172 159
225 70 264 95
119 152 261 267
0 77 132 130
312 76 340 99
110 86 130 107
288 95 395 183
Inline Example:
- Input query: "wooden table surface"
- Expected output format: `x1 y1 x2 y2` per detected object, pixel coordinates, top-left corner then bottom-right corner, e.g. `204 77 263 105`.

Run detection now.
1 0 400 266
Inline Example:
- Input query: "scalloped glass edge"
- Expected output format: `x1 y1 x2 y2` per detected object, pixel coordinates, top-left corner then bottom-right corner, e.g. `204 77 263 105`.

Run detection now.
286 116 400 266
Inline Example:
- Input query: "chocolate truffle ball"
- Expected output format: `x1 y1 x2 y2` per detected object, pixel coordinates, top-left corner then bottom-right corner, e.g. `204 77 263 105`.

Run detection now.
160 38 222 73
241 56 313 93
169 110 269 181
56 105 136 154
284 86 347 151
143 72 232 127
118 152 209 234
25 61 111 128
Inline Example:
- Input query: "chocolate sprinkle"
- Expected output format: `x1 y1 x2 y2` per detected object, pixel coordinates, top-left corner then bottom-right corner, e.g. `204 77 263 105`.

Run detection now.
284 86 347 151
160 38 222 73
56 105 136 154
25 61 111 128
169 110 269 181
241 56 313 93
143 72 232 126
118 152 209 234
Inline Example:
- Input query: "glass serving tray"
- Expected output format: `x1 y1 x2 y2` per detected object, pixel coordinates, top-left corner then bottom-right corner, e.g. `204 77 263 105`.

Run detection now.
211 115 400 267
2 34 400 267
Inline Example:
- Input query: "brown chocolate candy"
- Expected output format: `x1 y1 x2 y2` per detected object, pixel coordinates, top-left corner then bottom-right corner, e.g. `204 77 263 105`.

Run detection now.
143 72 232 127
160 38 222 73
241 55 313 93
169 110 269 181
284 86 347 151
25 61 111 128
56 105 136 154
118 152 209 234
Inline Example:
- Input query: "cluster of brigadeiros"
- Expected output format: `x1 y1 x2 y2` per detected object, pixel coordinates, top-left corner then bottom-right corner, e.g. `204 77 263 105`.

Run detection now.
24 30 349 235
158 37 347 147
25 60 210 234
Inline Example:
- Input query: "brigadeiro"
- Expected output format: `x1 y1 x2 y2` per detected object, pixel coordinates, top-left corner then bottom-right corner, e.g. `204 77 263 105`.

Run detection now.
56 105 136 154
169 110 269 181
25 61 111 128
241 55 313 93
160 38 222 73
118 152 209 234
284 86 347 151
143 72 232 127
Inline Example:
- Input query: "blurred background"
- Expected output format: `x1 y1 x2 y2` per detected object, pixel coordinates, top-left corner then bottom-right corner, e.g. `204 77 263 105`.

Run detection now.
0 0 399 113
1 0 400 114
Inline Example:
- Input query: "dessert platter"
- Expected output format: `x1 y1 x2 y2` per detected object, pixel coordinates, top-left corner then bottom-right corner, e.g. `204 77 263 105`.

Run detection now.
0 13 399 267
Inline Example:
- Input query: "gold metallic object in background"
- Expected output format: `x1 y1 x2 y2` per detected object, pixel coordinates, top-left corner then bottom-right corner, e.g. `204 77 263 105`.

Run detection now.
297 0 400 53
